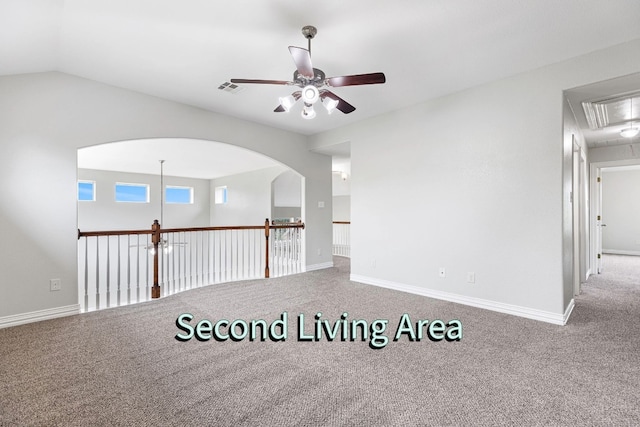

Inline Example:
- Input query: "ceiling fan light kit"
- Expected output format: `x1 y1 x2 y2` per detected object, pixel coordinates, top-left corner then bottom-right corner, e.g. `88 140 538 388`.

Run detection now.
302 104 316 120
322 96 339 114
230 26 386 120
302 85 320 104
279 94 296 112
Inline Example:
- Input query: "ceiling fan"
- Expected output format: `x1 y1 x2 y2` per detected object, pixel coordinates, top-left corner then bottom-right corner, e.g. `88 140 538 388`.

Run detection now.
230 25 386 119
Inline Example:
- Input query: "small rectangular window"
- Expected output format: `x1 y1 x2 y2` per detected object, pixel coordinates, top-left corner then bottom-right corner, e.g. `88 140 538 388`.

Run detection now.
78 180 95 201
115 183 149 203
215 186 228 204
166 186 193 204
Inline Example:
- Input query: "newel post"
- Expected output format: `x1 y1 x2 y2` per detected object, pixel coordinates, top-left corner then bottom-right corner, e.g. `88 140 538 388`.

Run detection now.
151 220 161 298
264 218 270 278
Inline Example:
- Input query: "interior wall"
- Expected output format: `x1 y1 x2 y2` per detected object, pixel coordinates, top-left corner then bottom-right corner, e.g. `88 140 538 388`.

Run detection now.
332 196 351 222
332 170 351 221
589 142 640 163
309 38 640 321
601 168 640 255
0 71 332 320
272 170 302 207
271 169 302 221
210 166 286 226
78 169 210 230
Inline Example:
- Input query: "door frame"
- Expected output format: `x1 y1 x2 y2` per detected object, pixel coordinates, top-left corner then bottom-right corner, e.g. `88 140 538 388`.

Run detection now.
589 158 640 275
572 139 587 295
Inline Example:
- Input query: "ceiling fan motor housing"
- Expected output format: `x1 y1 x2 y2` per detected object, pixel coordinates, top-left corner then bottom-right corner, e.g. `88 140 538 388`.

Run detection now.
293 68 326 88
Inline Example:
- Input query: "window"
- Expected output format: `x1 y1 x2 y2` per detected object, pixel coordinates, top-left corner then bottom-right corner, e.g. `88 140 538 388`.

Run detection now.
166 186 193 204
215 186 228 204
78 180 95 201
115 183 149 203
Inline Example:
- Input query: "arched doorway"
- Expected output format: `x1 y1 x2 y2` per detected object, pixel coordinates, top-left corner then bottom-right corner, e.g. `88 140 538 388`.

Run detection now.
77 138 306 311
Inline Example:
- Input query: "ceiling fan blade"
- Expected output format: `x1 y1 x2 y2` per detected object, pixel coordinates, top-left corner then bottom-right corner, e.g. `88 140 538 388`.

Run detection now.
321 90 356 114
288 46 314 79
274 91 301 112
230 78 291 85
326 72 386 87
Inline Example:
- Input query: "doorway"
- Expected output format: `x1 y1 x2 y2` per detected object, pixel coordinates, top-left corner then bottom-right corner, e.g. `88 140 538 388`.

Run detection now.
590 160 640 275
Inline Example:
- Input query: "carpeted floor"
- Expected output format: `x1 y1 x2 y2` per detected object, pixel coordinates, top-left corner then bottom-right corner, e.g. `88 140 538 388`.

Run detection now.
1 255 639 426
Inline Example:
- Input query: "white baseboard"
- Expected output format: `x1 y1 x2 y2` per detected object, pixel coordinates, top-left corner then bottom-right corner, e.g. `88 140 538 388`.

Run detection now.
305 261 334 272
0 304 80 329
350 275 572 326
563 299 575 325
602 249 640 256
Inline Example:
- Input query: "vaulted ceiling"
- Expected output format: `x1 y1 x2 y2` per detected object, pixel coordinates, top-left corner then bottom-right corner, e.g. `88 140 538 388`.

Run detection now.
3 0 640 138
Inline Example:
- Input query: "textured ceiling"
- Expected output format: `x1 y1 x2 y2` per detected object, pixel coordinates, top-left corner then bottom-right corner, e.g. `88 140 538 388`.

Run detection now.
3 0 640 138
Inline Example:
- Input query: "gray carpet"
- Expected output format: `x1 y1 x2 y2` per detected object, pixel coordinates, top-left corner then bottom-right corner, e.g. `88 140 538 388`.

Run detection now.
1 255 639 426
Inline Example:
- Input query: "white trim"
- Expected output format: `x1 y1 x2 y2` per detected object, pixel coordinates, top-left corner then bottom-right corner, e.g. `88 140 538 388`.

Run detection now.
603 249 640 256
0 304 80 329
351 275 573 326
305 261 334 272
590 159 640 276
563 299 575 325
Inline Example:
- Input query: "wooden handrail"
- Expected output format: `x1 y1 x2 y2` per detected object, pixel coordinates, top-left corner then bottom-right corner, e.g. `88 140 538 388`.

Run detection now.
78 229 153 238
78 218 305 298
78 223 305 238
333 221 351 225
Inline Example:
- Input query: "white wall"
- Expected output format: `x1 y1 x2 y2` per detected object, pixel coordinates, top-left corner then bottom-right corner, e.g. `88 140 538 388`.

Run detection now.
210 166 286 226
589 142 640 163
601 169 640 255
309 38 640 322
332 171 351 197
332 196 351 222
272 169 302 208
271 169 302 221
332 167 351 222
78 169 210 230
0 72 332 320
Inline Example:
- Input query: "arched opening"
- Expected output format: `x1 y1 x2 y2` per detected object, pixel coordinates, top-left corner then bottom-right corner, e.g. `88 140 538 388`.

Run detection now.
76 138 306 311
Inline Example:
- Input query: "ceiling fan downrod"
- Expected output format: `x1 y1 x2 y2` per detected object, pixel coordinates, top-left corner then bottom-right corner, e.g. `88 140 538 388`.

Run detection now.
301 25 317 55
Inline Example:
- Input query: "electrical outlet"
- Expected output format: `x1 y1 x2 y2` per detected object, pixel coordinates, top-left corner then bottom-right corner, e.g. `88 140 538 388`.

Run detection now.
371 259 376 268
439 268 446 278
317 248 322 256
467 272 476 284
50 278 61 291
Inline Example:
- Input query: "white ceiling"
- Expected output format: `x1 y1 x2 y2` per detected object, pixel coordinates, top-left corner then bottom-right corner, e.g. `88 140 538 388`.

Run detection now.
3 0 640 139
0 0 640 176
77 139 281 179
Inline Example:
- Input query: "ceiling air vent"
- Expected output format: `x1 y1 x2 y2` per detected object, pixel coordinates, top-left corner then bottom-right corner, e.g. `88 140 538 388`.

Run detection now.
218 81 244 94
582 92 640 130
